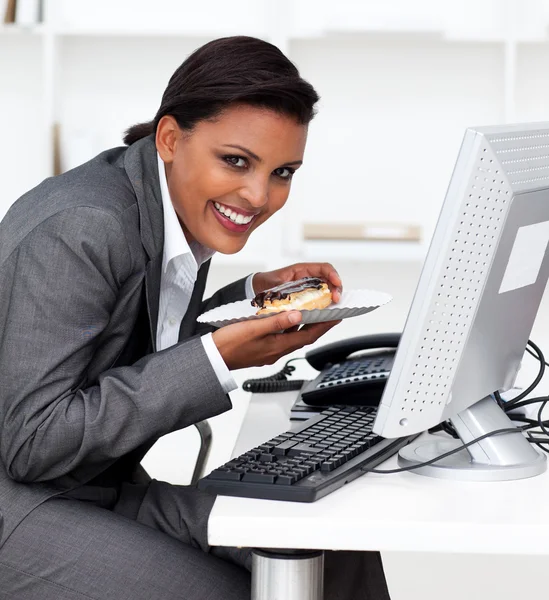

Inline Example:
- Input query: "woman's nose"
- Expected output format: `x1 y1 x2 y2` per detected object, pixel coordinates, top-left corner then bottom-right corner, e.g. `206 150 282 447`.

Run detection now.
239 177 269 208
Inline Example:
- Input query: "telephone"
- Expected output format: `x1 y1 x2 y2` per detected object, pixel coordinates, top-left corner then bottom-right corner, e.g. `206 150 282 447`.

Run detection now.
300 332 400 407
242 332 401 412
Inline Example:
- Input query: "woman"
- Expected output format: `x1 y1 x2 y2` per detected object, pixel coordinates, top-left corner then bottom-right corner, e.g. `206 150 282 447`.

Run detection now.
0 36 390 599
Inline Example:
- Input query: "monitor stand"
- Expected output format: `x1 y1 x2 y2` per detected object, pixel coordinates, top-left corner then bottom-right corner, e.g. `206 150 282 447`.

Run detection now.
397 396 547 481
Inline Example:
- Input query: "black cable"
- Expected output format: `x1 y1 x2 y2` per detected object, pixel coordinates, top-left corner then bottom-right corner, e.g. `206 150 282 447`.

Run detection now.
428 421 458 439
493 390 504 409
366 339 549 475
537 399 549 438
515 417 549 453
361 424 529 475
505 340 549 453
509 415 542 427
242 358 309 393
503 340 545 409
502 395 549 412
526 345 549 367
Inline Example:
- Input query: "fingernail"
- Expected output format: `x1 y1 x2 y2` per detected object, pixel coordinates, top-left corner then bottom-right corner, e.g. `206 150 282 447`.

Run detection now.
288 312 301 324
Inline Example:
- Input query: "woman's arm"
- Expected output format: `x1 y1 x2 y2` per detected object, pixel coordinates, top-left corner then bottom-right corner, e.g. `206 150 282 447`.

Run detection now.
0 207 231 484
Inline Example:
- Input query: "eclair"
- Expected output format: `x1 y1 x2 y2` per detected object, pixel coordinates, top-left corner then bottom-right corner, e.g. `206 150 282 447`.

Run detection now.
251 277 333 315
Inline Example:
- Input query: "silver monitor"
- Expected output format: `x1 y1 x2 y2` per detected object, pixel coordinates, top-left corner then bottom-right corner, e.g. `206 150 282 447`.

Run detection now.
373 122 549 481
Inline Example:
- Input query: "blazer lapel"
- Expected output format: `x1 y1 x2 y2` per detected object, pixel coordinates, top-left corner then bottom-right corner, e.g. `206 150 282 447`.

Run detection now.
122 135 213 349
145 255 163 352
123 135 165 352
179 260 211 341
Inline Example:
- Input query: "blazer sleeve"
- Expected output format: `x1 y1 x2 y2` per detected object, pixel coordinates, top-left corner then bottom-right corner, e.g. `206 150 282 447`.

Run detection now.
0 207 231 484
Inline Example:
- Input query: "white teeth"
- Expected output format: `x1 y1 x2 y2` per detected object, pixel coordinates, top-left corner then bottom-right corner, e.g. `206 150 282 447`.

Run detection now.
213 202 254 225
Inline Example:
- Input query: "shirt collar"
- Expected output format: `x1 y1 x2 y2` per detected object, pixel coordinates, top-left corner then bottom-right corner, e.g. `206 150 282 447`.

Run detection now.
157 152 215 273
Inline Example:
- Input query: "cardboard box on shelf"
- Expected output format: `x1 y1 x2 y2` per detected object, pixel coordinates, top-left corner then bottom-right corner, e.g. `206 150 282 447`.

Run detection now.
303 222 421 243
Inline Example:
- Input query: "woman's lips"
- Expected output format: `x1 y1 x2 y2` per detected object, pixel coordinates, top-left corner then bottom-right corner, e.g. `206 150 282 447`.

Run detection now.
209 201 257 233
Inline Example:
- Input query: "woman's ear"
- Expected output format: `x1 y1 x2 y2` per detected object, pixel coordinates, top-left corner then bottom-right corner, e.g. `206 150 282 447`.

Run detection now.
155 115 180 164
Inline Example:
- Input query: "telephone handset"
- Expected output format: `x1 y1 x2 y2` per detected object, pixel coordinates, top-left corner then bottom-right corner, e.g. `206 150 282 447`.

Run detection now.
299 332 400 407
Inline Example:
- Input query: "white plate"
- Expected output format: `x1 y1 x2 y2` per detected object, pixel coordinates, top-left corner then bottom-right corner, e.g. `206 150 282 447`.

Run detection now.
197 289 392 327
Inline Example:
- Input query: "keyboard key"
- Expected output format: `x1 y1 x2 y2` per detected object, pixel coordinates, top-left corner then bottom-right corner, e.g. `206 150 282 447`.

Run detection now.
242 473 277 484
208 469 243 481
288 444 323 456
276 474 297 485
272 440 298 455
320 461 337 473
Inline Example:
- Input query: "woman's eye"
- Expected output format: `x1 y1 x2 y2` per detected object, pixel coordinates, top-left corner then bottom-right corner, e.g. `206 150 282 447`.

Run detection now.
274 167 295 180
224 156 247 169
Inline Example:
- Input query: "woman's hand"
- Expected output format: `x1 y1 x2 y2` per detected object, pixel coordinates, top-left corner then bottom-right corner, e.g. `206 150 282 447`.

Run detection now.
252 263 342 303
212 311 341 370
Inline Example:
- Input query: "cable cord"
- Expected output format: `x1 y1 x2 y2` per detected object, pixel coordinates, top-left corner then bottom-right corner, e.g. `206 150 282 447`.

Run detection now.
361 424 530 475
365 338 549 474
503 340 545 409
242 358 309 393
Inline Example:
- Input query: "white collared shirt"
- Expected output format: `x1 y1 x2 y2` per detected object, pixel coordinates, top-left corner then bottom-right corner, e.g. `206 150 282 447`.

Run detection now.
156 153 255 393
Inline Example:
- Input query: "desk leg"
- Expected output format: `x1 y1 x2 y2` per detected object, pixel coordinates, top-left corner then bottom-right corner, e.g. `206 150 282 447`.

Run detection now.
251 549 324 600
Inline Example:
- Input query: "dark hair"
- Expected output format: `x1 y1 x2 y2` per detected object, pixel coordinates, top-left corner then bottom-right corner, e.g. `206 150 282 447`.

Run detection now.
123 36 319 145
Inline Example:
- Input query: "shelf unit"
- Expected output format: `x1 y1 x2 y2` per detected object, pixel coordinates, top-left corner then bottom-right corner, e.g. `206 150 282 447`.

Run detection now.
2 0 549 267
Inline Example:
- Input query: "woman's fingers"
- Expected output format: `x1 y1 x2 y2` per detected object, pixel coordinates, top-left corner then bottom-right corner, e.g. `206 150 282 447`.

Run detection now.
212 313 341 371
273 319 341 353
318 263 342 303
291 262 342 303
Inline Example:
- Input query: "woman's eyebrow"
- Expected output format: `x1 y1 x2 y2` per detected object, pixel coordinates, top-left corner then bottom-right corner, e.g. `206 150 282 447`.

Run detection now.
222 144 302 167
223 144 262 162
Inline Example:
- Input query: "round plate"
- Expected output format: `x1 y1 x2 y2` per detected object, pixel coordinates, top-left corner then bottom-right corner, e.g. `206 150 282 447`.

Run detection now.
197 289 392 327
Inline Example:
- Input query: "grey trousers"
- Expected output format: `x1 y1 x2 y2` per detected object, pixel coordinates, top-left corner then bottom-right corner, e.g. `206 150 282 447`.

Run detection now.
0 480 390 599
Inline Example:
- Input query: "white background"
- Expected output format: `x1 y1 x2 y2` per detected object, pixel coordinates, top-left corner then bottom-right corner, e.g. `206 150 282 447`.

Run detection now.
3 1 549 598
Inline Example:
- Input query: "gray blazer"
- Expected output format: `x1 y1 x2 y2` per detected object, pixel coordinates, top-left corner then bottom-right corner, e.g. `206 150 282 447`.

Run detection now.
0 135 247 547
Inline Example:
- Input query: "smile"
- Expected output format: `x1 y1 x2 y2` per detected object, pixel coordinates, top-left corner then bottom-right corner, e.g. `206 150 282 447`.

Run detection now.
213 202 256 225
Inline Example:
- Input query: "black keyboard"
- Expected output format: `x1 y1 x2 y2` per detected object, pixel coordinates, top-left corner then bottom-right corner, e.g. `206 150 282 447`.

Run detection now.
198 405 415 502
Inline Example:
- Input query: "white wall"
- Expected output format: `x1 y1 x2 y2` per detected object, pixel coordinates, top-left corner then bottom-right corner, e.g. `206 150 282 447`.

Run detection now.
516 42 549 120
56 36 208 167
0 34 48 205
290 35 507 244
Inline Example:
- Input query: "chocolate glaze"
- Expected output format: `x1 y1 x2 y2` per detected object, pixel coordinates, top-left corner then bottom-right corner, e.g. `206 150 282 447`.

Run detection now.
252 277 326 308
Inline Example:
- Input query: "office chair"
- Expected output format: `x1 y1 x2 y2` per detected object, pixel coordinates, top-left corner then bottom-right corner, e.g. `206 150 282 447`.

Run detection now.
138 420 213 485
190 420 212 485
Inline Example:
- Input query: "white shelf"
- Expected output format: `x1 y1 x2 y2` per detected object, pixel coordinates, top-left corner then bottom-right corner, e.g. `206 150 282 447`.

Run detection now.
39 0 549 42
52 28 210 38
0 24 44 35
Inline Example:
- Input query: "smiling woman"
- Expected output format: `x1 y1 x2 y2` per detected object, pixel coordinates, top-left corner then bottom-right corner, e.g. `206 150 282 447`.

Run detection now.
0 35 388 600
154 104 307 253
124 36 315 255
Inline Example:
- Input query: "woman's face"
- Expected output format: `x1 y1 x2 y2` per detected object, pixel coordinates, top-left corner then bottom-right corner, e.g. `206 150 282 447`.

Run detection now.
156 104 308 254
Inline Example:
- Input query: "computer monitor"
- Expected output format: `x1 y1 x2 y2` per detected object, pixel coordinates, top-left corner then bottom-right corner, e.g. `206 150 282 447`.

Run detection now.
373 122 549 481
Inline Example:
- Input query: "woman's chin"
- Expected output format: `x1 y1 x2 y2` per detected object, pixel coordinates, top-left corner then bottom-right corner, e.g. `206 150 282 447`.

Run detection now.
213 241 248 254
201 235 248 255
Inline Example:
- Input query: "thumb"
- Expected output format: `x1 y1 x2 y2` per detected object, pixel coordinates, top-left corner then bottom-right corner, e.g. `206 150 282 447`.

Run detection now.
254 310 302 335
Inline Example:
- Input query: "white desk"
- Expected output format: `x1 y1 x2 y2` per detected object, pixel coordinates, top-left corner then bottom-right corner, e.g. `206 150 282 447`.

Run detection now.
208 391 549 598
